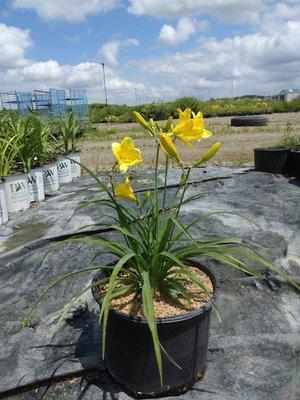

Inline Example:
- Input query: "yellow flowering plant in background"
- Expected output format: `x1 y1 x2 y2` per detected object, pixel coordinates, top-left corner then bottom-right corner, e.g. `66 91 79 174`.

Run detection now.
24 108 299 386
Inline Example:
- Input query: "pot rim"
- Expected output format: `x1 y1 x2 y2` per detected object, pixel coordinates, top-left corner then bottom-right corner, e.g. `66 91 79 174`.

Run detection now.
2 173 28 182
57 155 72 161
231 115 267 119
36 163 57 171
254 147 290 152
291 146 300 153
28 168 44 174
91 259 219 325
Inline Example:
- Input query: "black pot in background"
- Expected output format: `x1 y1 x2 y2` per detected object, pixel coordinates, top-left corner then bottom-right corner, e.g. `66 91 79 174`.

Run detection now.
288 146 300 178
91 261 219 396
254 147 289 174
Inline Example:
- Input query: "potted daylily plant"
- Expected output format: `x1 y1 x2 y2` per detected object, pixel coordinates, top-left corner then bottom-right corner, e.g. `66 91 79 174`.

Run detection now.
0 133 11 223
288 146 300 178
24 109 298 396
254 123 300 174
0 179 8 225
0 115 30 213
34 118 60 195
14 113 59 198
53 112 82 182
14 114 46 203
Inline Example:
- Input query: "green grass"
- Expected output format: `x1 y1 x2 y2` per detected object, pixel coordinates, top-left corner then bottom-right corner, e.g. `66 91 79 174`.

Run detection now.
81 117 298 143
83 126 118 141
268 122 300 148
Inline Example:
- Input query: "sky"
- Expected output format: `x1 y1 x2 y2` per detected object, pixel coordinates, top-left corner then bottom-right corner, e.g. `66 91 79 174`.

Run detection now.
0 0 300 104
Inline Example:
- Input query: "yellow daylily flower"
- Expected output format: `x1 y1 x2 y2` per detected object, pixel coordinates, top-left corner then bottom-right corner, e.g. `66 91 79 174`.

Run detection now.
160 133 180 163
115 177 136 202
201 128 213 139
172 108 207 143
192 111 212 140
172 119 193 136
112 137 142 173
178 108 191 122
192 142 222 167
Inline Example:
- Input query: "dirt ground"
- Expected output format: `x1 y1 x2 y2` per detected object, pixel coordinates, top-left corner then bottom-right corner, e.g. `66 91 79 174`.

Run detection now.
79 112 300 171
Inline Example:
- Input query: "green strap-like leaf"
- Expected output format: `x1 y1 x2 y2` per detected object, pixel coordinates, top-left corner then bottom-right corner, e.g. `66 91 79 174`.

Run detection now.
141 271 163 385
22 266 103 327
55 276 109 330
100 252 137 358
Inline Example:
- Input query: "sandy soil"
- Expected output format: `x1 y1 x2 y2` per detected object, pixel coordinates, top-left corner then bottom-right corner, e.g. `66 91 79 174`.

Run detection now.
79 112 300 171
104 267 213 318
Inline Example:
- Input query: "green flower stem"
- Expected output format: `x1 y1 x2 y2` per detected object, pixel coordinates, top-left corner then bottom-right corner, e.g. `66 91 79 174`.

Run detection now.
176 167 191 217
167 165 190 219
167 167 192 245
154 143 160 234
162 155 169 216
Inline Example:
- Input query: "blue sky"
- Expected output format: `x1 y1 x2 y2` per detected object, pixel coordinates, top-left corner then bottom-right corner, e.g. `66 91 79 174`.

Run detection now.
0 1 300 104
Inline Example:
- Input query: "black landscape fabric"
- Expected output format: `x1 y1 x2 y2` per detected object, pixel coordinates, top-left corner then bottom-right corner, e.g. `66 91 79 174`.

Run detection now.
0 167 299 400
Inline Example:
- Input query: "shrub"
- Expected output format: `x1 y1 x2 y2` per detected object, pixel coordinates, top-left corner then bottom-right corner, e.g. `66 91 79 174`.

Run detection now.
174 97 203 112
88 97 300 124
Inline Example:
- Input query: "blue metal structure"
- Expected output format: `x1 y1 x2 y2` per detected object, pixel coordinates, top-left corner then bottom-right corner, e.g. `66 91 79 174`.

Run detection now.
0 92 18 111
68 89 89 121
50 89 67 118
34 90 52 117
15 92 34 115
1 88 89 122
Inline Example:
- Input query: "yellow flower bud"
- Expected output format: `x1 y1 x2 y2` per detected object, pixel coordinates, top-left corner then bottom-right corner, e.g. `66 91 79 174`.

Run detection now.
160 133 180 163
192 142 222 167
133 111 152 132
163 116 173 133
144 191 151 201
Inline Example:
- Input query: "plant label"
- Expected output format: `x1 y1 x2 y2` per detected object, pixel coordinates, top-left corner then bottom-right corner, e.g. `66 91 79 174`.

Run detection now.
57 159 72 184
42 165 59 194
28 171 45 202
4 176 30 213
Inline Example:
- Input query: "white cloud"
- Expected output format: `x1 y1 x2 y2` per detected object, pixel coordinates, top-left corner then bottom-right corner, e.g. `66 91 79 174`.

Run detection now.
11 0 119 22
64 28 92 44
128 0 263 24
0 61 146 104
100 41 120 66
260 2 300 33
100 38 139 66
139 19 300 98
197 20 210 32
158 18 196 46
0 23 32 68
1 3 300 104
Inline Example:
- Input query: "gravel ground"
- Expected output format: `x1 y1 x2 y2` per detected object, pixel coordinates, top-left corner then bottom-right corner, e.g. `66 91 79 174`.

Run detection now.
79 112 300 171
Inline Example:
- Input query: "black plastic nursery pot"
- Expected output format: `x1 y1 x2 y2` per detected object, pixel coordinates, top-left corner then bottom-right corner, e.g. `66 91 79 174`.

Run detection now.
92 261 219 396
287 146 300 178
254 147 289 174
